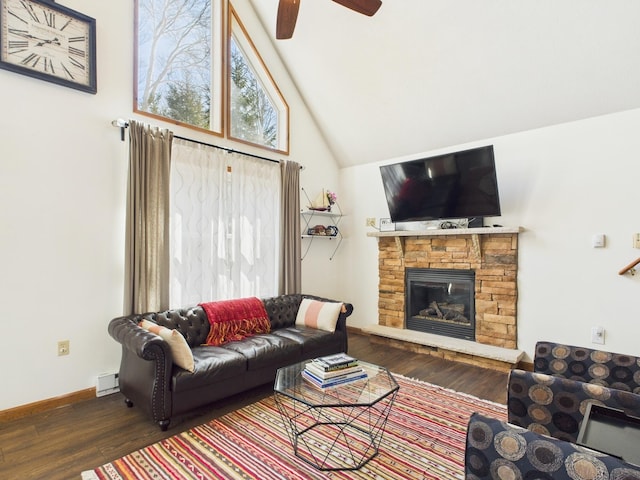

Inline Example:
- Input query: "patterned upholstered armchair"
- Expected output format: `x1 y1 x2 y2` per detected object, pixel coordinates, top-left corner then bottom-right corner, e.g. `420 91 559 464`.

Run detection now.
505 342 640 443
533 341 640 392
465 413 640 479
507 368 640 443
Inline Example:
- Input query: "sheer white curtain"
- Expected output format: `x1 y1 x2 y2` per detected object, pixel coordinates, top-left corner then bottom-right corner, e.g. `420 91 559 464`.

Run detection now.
170 138 280 307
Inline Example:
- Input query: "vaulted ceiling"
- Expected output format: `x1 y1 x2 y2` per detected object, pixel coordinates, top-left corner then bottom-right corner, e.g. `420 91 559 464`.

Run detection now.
249 1 640 167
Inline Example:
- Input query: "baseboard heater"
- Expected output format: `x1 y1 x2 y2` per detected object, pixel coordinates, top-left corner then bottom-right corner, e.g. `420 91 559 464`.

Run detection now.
96 372 120 397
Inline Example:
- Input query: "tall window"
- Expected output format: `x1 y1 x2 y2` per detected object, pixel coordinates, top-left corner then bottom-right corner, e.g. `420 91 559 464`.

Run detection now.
228 7 289 153
135 0 289 153
135 0 222 134
169 139 280 307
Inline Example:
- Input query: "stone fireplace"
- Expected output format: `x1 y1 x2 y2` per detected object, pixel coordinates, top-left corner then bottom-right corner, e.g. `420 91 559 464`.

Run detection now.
375 229 519 350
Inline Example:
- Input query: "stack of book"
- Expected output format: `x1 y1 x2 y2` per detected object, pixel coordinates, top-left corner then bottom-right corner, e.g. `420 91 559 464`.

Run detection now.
302 354 368 389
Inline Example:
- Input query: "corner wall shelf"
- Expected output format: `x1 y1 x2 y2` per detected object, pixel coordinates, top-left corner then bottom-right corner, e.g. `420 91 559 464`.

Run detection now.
301 209 344 260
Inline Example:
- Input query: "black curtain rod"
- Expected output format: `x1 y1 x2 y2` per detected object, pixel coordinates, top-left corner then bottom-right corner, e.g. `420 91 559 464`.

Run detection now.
112 119 279 164
173 134 279 164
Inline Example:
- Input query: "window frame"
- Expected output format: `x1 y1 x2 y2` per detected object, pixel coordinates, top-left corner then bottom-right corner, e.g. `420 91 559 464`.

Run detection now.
133 0 290 154
133 0 224 136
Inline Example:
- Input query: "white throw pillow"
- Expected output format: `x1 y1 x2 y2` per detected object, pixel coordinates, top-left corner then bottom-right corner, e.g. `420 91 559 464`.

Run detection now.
295 298 343 333
139 319 195 373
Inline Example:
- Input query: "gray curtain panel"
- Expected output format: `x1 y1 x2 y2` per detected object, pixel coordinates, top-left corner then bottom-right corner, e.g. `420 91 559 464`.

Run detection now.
123 120 173 314
279 161 301 295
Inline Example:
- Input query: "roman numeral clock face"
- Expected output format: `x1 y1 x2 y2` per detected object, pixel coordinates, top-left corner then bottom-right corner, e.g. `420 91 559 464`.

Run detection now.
0 0 96 93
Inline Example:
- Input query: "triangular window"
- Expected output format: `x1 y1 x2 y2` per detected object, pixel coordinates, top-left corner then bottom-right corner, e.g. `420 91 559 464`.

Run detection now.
228 6 289 153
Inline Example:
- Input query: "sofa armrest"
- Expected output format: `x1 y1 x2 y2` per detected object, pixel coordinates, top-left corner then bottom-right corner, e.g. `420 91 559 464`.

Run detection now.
507 369 640 443
108 315 174 426
534 341 640 391
465 412 640 479
108 315 172 360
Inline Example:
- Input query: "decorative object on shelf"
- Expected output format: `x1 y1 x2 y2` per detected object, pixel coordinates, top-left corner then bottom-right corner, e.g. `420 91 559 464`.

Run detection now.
326 190 337 212
308 225 327 236
305 225 339 237
306 188 338 212
325 225 339 237
0 0 97 94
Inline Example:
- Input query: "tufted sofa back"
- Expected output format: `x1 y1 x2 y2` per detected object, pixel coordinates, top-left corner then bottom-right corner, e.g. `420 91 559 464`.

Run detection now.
262 294 303 330
143 307 210 347
143 294 306 347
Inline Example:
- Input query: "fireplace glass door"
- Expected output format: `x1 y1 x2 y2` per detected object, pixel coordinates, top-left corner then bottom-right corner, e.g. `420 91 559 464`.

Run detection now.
406 268 475 340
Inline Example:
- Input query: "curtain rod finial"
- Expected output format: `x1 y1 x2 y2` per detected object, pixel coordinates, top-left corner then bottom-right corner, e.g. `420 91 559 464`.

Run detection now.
112 118 129 141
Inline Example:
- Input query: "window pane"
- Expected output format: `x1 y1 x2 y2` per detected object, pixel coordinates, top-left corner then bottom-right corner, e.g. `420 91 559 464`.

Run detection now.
135 0 222 133
230 38 278 149
229 7 289 153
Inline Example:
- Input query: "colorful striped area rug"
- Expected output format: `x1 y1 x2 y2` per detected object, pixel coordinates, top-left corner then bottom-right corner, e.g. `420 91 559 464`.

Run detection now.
82 375 506 479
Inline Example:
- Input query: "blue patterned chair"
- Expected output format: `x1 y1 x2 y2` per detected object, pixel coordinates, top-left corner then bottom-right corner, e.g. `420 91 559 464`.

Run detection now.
507 368 640 443
533 341 640 392
465 413 640 479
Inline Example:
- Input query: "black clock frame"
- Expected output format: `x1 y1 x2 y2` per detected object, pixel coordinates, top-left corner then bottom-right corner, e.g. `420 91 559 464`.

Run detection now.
0 0 97 94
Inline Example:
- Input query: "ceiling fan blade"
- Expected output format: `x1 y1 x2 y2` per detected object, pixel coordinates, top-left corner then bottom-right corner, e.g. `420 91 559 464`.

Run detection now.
276 0 301 39
332 0 382 17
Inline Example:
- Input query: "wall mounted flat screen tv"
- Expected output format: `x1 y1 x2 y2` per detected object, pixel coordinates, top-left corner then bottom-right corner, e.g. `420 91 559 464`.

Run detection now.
379 145 501 224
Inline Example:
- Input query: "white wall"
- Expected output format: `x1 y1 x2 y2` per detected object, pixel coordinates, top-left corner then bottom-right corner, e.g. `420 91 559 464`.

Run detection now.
0 0 341 411
339 108 640 361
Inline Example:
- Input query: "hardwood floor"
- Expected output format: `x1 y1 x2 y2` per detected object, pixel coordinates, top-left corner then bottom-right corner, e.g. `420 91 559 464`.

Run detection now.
0 333 507 479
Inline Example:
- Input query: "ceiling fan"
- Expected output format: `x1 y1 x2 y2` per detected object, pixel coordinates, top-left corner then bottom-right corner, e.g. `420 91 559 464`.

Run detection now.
276 0 382 39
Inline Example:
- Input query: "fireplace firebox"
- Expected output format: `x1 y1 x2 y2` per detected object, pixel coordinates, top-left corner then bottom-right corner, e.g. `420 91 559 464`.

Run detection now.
405 268 475 340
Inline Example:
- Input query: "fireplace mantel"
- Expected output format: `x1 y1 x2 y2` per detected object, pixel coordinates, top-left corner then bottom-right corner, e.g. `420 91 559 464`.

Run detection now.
371 227 521 364
368 226 523 258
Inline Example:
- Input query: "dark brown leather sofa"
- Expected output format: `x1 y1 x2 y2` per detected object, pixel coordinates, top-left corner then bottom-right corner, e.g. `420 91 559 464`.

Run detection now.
108 294 353 430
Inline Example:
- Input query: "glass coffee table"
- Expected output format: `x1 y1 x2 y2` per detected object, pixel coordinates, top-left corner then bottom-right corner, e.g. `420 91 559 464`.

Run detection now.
274 360 399 471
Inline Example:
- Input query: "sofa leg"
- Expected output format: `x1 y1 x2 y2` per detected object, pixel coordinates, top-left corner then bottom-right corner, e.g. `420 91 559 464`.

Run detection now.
124 398 134 408
158 419 170 431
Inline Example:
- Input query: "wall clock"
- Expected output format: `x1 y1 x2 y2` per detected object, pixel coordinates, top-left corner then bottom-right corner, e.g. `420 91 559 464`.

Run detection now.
0 0 96 93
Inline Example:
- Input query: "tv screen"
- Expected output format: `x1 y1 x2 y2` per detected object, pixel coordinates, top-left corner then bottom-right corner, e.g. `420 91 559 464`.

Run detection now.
379 145 501 224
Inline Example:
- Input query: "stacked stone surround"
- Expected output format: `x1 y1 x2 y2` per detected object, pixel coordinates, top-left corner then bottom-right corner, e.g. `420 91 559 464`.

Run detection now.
377 233 518 349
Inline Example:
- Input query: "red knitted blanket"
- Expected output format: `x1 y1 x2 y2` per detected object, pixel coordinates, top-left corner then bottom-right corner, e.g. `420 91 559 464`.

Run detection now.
199 297 270 346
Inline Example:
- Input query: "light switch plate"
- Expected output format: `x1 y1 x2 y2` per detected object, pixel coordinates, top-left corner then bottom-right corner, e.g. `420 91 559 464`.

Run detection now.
592 234 605 248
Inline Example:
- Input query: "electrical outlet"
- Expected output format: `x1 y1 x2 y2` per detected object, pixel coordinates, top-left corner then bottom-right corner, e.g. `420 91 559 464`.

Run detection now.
634 233 640 249
365 217 376 227
58 340 70 356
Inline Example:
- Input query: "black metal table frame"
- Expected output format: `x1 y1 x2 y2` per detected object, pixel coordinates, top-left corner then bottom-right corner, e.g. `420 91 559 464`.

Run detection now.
274 362 399 471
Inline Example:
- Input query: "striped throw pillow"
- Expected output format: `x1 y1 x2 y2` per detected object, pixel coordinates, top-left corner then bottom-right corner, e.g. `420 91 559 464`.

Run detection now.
295 299 343 332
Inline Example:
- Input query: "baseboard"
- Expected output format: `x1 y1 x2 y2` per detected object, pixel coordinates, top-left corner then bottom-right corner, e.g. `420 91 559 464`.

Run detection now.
346 325 365 334
0 387 96 423
518 361 534 371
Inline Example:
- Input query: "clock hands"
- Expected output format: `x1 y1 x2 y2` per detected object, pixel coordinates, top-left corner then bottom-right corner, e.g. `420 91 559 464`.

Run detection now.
36 38 61 47
8 29 61 46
